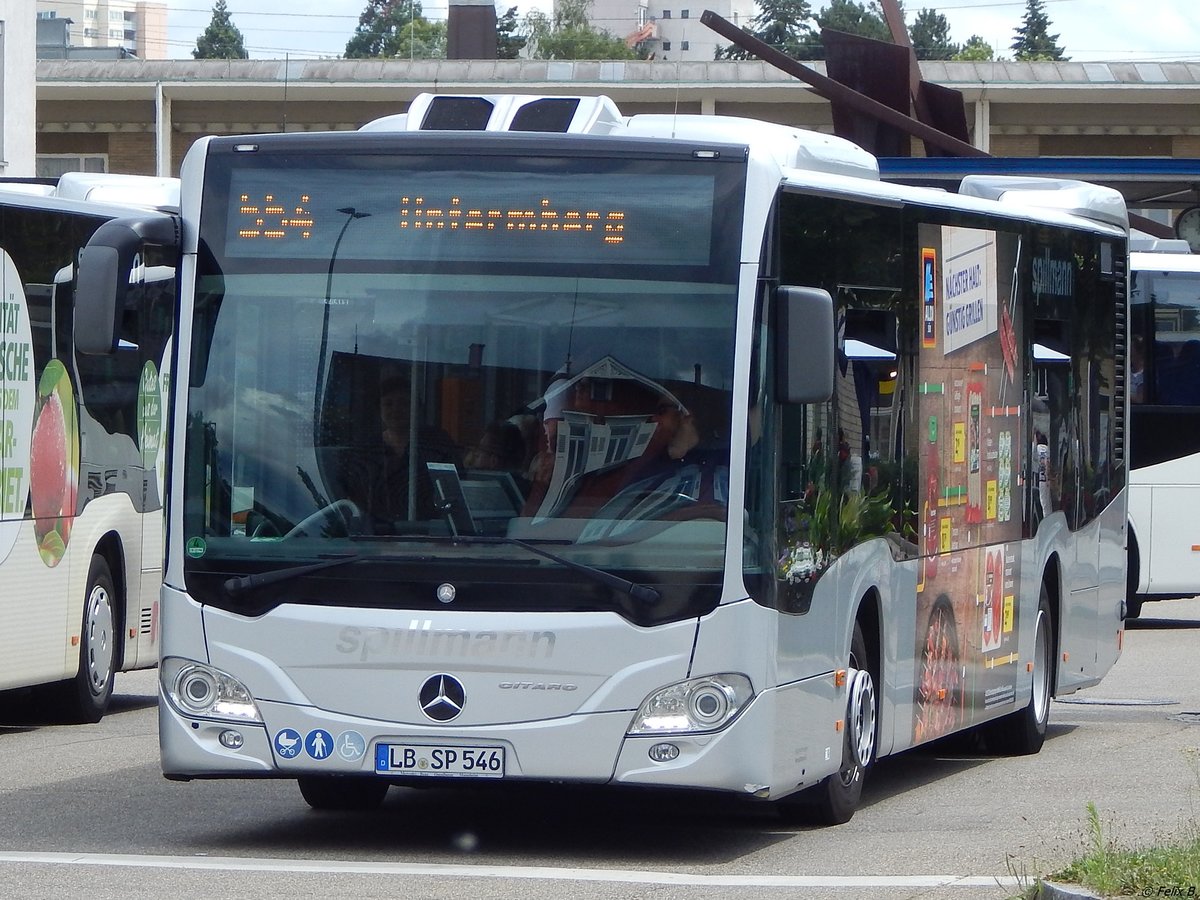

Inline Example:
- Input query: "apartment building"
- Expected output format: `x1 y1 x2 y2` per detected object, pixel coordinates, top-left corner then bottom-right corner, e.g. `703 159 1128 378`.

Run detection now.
587 0 756 61
35 0 166 59
1 0 37 175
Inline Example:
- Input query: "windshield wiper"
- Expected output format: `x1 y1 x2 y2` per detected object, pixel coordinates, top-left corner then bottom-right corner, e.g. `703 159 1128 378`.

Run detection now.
436 535 661 605
223 554 363 600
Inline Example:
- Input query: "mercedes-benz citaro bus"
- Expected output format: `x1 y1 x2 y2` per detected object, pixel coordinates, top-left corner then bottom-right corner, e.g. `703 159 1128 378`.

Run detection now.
75 93 1128 824
0 172 176 722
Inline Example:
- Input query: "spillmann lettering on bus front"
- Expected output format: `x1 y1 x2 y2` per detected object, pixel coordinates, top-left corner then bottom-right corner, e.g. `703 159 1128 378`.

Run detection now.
336 622 557 663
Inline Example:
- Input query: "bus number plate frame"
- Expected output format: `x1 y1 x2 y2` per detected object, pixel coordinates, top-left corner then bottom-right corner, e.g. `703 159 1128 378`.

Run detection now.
375 743 506 778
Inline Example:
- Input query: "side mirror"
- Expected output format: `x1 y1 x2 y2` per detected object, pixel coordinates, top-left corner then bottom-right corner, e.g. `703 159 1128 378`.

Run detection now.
76 214 179 356
775 285 835 404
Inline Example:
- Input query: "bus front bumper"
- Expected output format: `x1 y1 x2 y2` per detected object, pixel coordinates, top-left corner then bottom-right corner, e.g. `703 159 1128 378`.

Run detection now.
158 687 788 796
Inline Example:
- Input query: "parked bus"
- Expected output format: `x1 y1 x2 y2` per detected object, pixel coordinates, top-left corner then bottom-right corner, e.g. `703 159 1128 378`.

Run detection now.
1126 237 1200 617
77 94 1128 823
0 172 176 722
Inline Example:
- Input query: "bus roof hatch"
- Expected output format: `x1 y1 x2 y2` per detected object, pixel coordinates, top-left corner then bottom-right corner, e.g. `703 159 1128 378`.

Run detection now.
360 93 625 136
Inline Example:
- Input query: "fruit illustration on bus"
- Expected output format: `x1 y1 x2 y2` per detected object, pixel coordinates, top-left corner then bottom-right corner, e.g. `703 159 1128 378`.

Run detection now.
29 359 79 566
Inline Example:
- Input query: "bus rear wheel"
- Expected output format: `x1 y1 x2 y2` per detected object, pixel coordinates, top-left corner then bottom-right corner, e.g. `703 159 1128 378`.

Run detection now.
985 587 1052 755
298 775 390 811
778 621 876 826
44 555 118 724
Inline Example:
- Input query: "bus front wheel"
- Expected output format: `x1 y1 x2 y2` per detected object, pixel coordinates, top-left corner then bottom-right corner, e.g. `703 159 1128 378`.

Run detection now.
778 621 876 826
298 775 389 811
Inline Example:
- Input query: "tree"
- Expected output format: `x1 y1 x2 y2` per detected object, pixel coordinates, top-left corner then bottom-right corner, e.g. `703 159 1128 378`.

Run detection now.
953 34 996 61
909 7 958 60
816 0 890 43
798 0 893 60
521 0 637 60
345 0 447 60
193 0 248 60
715 0 819 61
1011 0 1067 61
496 6 526 59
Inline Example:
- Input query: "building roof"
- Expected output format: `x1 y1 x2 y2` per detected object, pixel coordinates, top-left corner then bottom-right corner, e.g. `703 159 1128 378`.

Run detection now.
921 60 1200 88
34 58 1200 120
36 57 1200 92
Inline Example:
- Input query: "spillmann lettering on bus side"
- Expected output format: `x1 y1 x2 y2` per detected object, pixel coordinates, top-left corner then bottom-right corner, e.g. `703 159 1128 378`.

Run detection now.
336 620 557 662
1031 249 1075 297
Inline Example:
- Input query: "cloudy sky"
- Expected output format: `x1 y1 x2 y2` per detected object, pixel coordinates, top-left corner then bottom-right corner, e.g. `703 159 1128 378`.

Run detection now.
162 0 1200 62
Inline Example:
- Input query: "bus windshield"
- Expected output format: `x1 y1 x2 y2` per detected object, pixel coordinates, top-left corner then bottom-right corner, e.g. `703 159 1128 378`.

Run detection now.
1131 266 1200 406
183 146 745 620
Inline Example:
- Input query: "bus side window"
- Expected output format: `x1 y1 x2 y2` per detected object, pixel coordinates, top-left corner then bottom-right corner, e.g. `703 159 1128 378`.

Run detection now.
25 284 55 372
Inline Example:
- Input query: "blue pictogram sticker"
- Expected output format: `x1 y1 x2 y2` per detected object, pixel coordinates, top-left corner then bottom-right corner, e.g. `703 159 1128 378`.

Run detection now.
305 728 334 760
274 728 303 759
336 731 367 762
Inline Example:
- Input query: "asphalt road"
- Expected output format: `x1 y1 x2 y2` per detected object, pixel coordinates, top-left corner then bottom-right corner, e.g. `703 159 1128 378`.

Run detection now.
2 599 1198 900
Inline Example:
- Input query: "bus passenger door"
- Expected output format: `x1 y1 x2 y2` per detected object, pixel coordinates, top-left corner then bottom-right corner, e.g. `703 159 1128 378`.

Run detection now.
72 253 174 670
131 262 173 666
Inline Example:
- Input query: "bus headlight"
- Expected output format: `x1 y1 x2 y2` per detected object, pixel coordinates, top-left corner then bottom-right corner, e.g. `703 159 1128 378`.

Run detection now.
162 657 263 724
627 674 753 735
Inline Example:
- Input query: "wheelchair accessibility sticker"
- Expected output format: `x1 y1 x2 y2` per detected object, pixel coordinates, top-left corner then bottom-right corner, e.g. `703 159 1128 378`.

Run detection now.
336 731 366 762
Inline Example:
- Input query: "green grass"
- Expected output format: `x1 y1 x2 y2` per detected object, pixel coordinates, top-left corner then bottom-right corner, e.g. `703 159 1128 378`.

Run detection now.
1013 801 1200 898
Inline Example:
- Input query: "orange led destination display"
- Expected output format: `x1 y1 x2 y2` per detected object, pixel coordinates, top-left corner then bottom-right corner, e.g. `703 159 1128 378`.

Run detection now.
235 195 626 244
397 197 626 244
223 168 717 267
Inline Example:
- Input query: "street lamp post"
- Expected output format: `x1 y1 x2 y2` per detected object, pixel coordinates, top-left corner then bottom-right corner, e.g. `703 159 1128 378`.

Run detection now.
325 206 371 302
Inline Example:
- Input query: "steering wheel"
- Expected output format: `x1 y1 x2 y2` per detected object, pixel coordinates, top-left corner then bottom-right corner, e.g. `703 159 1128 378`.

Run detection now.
618 486 698 515
282 498 362 540
580 484 703 542
250 517 282 539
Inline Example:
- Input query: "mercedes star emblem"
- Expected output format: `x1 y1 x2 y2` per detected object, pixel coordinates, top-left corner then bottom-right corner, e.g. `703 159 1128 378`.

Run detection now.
419 673 466 722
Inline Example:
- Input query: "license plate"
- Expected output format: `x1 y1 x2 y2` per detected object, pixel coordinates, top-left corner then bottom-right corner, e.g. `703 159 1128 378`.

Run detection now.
375 743 505 778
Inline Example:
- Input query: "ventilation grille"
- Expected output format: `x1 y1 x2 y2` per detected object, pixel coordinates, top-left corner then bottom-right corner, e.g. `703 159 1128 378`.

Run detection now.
1113 247 1128 467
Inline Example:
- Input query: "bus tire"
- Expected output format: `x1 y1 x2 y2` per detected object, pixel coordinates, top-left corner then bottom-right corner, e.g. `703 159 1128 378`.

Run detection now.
986 587 1052 755
45 555 118 724
778 621 876 826
1125 535 1143 619
298 776 389 811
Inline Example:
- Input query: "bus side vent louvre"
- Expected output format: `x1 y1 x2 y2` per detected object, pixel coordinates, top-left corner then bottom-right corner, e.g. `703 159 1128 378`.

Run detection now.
140 607 154 635
1112 251 1128 466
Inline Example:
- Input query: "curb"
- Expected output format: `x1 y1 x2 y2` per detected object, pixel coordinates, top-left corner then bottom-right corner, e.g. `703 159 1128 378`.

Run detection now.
1037 881 1103 900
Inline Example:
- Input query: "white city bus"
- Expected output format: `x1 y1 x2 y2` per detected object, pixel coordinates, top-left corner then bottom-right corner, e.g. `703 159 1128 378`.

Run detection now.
78 94 1128 823
1126 237 1200 617
0 173 175 722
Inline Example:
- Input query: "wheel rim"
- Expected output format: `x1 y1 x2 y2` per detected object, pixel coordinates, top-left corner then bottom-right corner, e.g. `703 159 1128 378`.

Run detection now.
1032 608 1051 725
840 643 876 787
847 669 877 769
84 583 115 697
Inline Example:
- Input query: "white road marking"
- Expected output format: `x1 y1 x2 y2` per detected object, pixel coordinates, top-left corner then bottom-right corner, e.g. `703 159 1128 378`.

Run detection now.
0 851 1022 888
